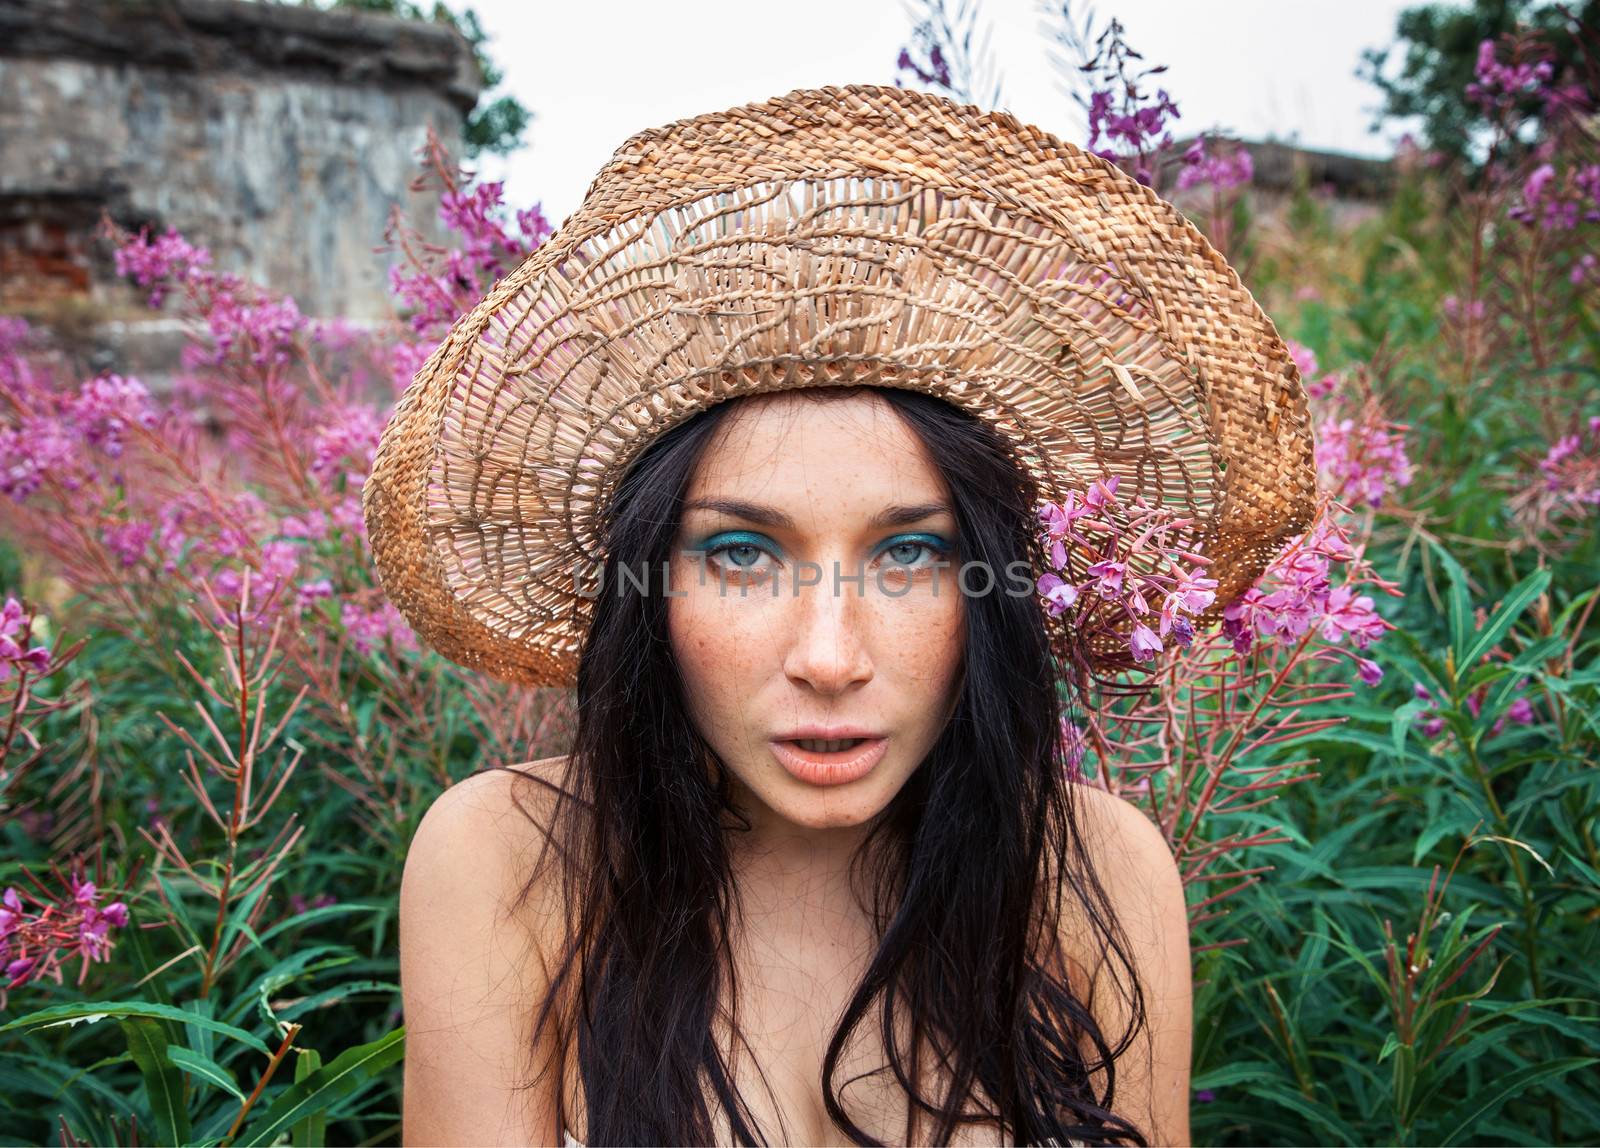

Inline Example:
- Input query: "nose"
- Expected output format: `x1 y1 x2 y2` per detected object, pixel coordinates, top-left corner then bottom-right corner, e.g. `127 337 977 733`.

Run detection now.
781 564 874 696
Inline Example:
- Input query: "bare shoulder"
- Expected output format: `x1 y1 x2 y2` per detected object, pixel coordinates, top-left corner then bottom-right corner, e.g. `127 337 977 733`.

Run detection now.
435 754 575 828
1060 783 1193 1147
398 755 575 1146
1069 783 1183 891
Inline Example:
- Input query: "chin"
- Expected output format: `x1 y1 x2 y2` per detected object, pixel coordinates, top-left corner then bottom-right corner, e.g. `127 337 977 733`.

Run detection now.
767 790 890 831
755 763 920 832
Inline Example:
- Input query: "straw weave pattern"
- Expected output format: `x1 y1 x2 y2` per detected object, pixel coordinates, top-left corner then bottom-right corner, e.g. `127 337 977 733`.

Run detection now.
363 84 1318 688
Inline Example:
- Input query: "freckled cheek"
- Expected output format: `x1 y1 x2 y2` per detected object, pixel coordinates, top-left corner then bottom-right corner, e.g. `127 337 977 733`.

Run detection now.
665 561 777 686
867 584 964 688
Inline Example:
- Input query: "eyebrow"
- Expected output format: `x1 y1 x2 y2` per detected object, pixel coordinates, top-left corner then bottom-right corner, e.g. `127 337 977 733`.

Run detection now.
681 497 954 531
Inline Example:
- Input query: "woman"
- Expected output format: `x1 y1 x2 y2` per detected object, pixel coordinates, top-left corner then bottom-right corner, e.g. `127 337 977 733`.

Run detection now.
370 85 1316 1147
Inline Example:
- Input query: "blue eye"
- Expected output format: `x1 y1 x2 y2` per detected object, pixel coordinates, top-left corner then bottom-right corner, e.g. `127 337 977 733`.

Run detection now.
698 532 779 577
877 535 950 568
712 542 766 567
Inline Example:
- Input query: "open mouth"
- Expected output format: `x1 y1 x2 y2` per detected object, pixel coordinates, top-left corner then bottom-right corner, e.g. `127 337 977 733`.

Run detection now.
769 736 889 787
787 737 869 754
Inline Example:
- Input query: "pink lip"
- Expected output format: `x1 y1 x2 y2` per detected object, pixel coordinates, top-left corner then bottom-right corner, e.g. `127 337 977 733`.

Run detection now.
774 724 884 741
769 736 888 787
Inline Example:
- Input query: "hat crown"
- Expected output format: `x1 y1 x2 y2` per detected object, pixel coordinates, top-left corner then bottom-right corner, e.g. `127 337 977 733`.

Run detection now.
364 84 1316 687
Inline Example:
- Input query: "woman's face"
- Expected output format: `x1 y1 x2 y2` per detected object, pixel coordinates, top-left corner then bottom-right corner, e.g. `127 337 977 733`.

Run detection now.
667 390 965 836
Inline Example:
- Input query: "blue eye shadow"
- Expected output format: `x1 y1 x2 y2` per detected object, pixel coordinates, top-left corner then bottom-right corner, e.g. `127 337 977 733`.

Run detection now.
693 530 780 555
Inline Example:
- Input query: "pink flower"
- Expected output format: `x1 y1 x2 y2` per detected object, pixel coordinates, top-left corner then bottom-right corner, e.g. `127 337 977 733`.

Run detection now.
112 225 212 308
0 887 22 938
1086 559 1126 597
0 596 51 681
1465 37 1555 113
1039 490 1086 536
1159 574 1215 638
0 870 130 1003
1523 163 1557 204
70 375 157 459
103 520 154 567
310 404 384 481
1318 584 1388 649
1129 623 1163 663
0 416 83 502
341 600 418 656
297 578 334 611
1315 410 1415 509
1033 472 1226 669
1036 572 1080 617
1357 658 1384 687
1218 517 1394 676
1176 136 1254 192
1512 417 1600 535
1083 475 1121 512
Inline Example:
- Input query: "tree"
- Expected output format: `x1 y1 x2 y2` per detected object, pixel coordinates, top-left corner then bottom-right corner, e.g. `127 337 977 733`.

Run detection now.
1358 0 1597 166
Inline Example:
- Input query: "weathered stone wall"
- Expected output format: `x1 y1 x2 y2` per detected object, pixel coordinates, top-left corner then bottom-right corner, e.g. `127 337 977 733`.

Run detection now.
0 0 481 384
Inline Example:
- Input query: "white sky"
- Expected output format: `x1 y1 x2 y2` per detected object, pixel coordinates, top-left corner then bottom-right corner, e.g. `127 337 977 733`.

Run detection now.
467 0 1419 227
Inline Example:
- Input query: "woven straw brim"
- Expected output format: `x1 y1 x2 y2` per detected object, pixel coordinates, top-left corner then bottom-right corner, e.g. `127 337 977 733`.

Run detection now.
363 83 1317 689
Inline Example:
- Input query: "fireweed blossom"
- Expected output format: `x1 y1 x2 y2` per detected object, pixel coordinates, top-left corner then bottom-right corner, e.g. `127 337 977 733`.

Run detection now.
1288 340 1414 511
1413 674 1540 745
110 224 211 309
1508 414 1600 542
1034 474 1218 668
0 595 52 681
1285 339 1343 401
1176 135 1254 193
1465 36 1555 115
0 872 130 1008
1219 514 1394 682
1314 404 1417 510
1507 158 1600 230
0 157 562 690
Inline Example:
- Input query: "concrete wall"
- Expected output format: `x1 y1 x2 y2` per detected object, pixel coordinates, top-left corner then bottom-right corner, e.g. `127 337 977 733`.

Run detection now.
0 0 482 384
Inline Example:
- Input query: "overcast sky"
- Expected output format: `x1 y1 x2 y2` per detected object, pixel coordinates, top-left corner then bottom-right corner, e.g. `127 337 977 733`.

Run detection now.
466 0 1419 226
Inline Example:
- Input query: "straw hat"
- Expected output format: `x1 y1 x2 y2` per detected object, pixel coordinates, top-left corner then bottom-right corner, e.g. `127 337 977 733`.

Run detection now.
363 83 1317 689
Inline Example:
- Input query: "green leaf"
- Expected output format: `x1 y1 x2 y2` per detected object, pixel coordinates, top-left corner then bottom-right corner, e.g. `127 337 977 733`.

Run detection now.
253 901 383 948
236 1026 405 1147
0 1051 138 1142
1411 794 1486 865
169 1044 247 1103
1461 567 1551 670
247 945 360 1032
1507 633 1568 672
1392 697 1431 758
1248 1078 1365 1145
0 1000 272 1057
119 1016 193 1147
1429 539 1473 666
276 979 400 1023
154 871 207 950
1190 1060 1281 1091
291 1047 326 1147
215 871 278 965
1438 1056 1598 1145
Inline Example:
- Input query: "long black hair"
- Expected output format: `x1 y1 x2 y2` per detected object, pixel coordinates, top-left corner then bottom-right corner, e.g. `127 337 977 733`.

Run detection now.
500 384 1150 1146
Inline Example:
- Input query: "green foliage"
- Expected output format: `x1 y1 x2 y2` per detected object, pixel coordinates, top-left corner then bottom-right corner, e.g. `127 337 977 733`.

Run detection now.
3 7 1598 1145
1356 0 1598 166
